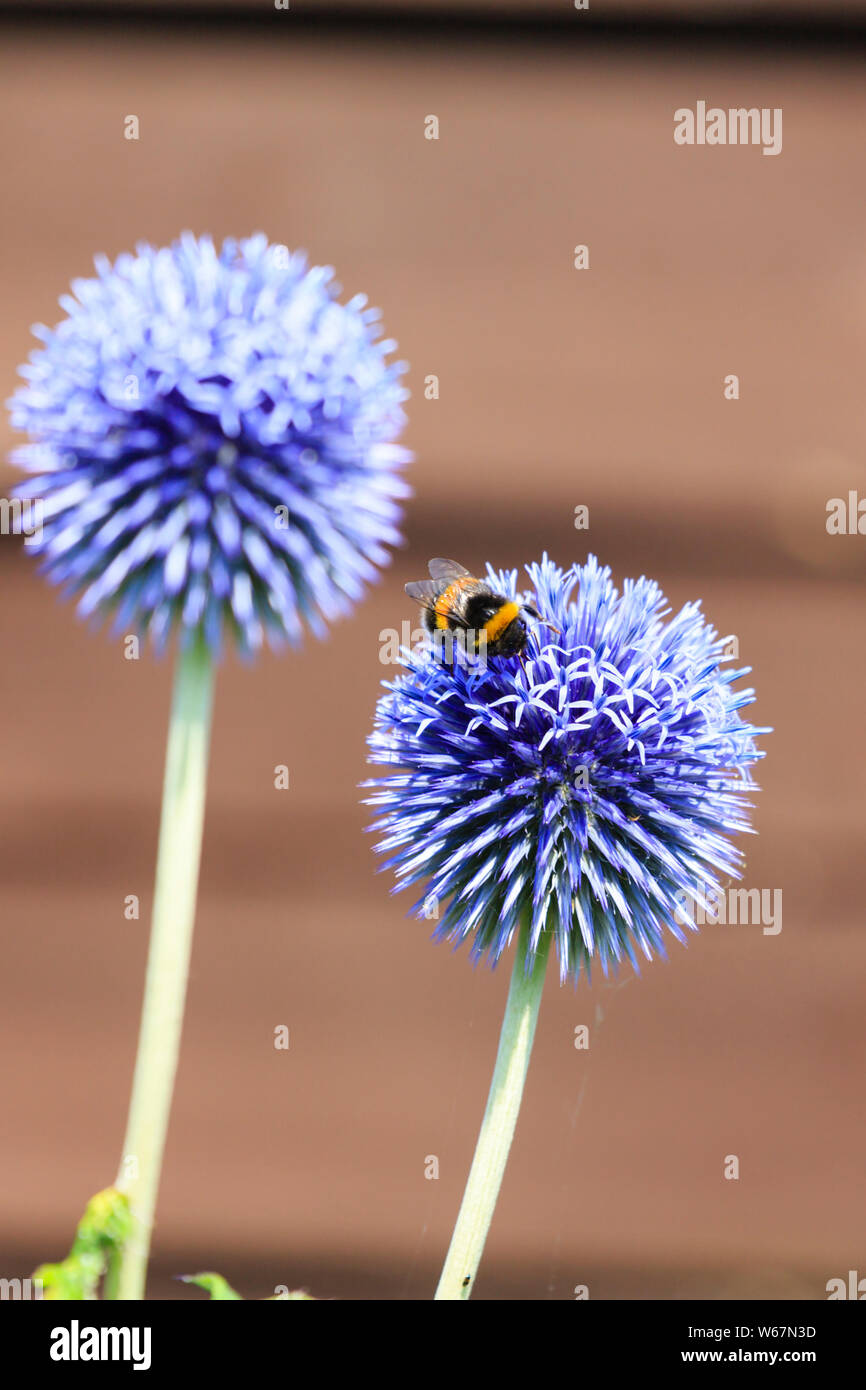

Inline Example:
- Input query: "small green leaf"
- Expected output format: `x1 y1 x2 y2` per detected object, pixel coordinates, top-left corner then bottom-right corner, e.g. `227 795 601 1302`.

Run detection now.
180 1272 244 1300
35 1188 132 1300
179 1272 316 1300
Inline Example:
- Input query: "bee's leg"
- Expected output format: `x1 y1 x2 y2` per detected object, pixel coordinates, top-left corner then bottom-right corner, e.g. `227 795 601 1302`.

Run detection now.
522 603 560 637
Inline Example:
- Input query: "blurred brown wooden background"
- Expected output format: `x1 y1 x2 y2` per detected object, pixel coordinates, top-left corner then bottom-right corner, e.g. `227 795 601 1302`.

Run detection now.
0 9 864 1299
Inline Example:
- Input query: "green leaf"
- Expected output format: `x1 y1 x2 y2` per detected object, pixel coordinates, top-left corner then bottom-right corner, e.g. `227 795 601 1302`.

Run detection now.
179 1272 244 1300
180 1273 316 1301
35 1188 132 1301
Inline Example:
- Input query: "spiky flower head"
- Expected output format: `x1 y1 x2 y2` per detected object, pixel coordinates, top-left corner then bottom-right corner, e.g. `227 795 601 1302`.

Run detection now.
366 555 769 984
8 233 411 654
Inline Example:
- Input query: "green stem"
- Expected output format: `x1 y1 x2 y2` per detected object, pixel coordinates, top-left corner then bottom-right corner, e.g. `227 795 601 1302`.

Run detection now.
102 1238 121 1303
110 637 215 1300
434 920 552 1300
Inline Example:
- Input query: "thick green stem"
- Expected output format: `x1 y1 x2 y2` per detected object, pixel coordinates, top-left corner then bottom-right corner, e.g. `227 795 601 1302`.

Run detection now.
110 638 215 1300
434 921 552 1300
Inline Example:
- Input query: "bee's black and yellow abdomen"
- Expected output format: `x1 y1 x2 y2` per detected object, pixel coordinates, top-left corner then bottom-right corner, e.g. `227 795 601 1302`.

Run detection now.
434 577 476 630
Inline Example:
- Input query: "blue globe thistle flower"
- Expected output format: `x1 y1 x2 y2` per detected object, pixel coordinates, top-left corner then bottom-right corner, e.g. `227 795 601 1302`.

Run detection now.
8 233 411 654
366 555 769 984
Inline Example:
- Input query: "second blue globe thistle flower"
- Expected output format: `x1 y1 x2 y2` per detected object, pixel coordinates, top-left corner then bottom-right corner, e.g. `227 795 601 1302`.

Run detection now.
367 554 768 984
9 232 410 654
7 233 411 1300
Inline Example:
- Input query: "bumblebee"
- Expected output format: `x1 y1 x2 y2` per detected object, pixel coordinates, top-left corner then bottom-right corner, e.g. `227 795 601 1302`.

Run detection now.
405 558 553 660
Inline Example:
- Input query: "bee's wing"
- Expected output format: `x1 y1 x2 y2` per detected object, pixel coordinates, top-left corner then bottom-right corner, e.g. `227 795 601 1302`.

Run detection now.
404 576 470 630
404 578 442 603
428 558 472 583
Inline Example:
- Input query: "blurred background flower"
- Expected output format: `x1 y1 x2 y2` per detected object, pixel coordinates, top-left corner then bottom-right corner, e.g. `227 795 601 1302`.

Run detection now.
8 232 411 654
5 228 412 1298
367 555 768 983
